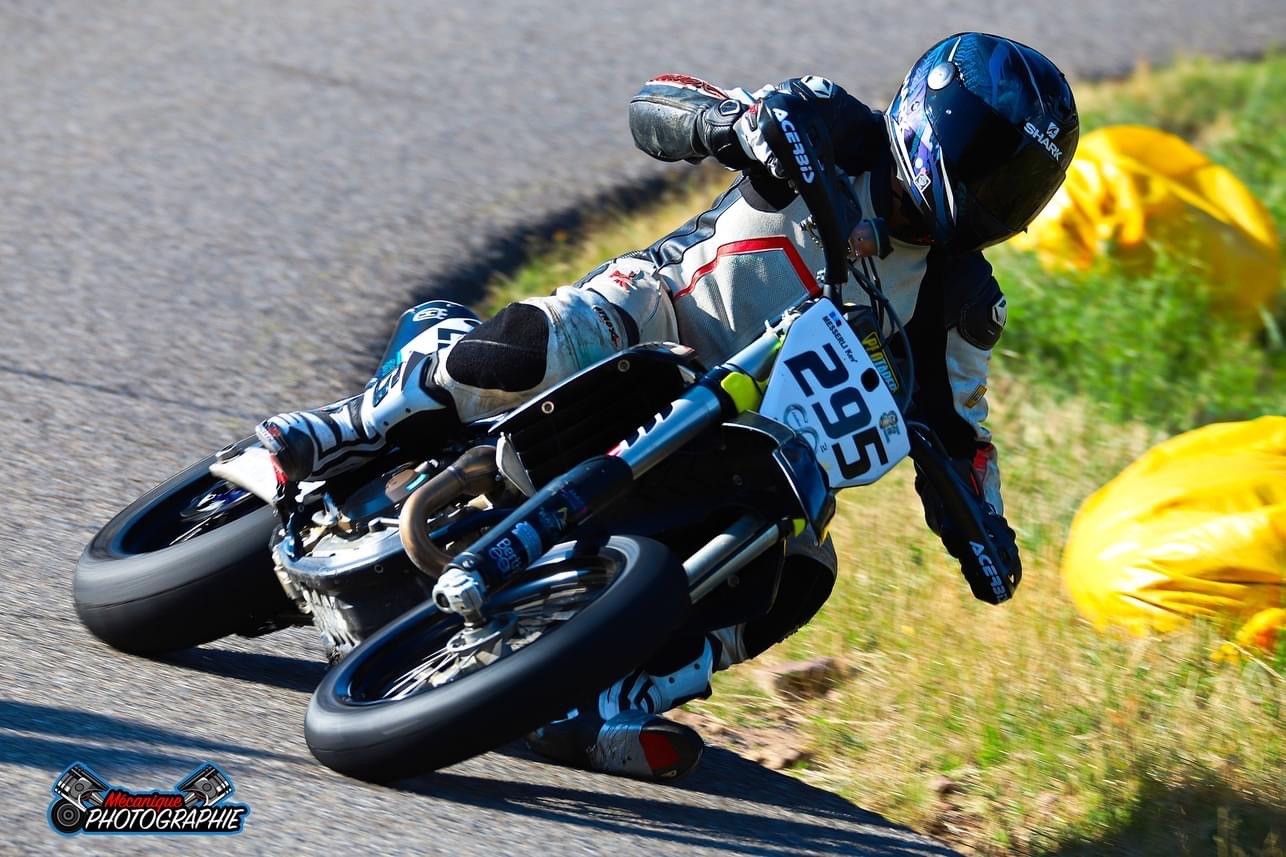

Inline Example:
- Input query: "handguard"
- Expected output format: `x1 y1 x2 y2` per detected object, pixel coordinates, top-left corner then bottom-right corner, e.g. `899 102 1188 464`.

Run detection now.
907 423 1019 604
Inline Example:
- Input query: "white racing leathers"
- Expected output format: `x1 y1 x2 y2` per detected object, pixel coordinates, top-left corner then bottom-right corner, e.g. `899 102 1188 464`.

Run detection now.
430 75 1009 658
435 75 1006 515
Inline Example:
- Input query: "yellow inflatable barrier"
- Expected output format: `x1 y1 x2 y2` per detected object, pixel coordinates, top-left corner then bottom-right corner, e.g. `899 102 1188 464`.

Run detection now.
1061 416 1286 651
1013 125 1282 323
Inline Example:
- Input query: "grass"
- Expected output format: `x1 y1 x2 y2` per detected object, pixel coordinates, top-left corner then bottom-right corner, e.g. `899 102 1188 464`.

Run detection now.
702 393 1284 856
993 53 1286 429
992 246 1282 429
476 56 1286 855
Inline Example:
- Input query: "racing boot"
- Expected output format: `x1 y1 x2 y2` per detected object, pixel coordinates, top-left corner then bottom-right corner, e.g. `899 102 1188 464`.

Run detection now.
526 632 734 781
256 362 453 482
257 301 479 482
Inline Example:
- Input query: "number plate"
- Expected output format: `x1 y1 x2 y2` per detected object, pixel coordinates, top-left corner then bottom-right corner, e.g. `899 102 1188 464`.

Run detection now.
759 303 910 488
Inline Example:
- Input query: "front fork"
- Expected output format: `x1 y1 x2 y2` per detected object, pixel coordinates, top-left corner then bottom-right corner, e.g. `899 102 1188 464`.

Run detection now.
431 324 790 623
432 383 729 622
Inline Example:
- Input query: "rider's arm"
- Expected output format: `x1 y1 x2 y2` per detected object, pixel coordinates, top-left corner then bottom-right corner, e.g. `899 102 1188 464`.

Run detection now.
905 251 1021 599
905 251 1008 519
628 75 883 174
628 75 747 166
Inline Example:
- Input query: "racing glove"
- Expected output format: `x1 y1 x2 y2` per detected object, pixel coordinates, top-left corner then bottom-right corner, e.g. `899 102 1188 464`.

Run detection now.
936 503 1022 602
729 102 787 178
630 74 843 177
698 98 760 172
723 76 839 177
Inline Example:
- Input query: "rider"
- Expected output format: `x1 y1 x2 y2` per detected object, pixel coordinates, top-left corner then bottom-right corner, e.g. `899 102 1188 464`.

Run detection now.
257 32 1078 781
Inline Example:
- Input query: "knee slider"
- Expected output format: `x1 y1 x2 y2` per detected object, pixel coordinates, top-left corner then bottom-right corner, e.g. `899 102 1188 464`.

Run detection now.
444 303 549 392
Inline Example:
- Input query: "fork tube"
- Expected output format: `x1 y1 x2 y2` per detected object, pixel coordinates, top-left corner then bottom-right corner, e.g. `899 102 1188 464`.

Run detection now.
613 325 787 476
445 325 792 591
684 515 787 602
610 385 726 476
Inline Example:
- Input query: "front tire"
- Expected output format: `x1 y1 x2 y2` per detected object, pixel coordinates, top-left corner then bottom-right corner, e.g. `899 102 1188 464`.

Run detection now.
305 536 689 782
74 443 294 654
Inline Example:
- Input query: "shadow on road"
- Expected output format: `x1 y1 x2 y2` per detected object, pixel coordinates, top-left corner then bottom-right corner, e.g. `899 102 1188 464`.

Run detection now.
158 647 327 694
0 700 304 776
400 745 958 857
681 746 908 829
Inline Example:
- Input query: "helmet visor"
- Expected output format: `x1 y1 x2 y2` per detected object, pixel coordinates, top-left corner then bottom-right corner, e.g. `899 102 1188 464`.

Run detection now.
925 79 1066 243
886 94 954 242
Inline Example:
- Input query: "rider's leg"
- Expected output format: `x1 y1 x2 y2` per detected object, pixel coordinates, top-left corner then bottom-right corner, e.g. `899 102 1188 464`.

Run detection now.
258 258 676 481
256 301 479 481
437 256 677 420
525 630 718 781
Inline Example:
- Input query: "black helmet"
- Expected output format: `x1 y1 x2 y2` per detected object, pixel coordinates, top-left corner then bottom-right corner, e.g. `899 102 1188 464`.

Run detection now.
885 32 1079 253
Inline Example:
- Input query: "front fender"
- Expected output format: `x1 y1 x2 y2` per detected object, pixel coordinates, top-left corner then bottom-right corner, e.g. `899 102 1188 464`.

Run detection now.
726 412 835 542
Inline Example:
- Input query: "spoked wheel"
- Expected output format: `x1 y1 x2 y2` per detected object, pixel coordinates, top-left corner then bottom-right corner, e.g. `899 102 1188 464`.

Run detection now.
305 535 689 782
75 440 296 654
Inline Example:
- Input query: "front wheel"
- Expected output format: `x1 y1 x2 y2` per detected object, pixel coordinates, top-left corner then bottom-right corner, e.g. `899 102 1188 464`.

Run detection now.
305 536 689 782
74 441 296 654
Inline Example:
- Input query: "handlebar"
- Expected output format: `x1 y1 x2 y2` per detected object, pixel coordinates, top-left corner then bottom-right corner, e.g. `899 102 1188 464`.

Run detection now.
756 92 908 411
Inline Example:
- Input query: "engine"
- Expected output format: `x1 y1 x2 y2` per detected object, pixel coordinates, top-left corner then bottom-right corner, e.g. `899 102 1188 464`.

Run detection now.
272 465 441 659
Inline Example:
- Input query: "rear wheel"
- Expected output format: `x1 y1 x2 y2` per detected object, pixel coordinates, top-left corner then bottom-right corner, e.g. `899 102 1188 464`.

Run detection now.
305 535 689 782
74 441 296 654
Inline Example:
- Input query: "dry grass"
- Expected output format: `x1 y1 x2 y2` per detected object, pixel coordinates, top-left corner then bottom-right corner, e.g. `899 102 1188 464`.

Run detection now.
692 392 1284 855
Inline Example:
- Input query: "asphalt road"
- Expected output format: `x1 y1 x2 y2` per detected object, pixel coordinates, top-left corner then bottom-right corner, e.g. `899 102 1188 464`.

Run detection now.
2 2 1282 854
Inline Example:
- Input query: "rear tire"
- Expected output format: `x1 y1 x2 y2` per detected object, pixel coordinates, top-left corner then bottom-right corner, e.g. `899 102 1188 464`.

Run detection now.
74 443 294 654
305 536 689 782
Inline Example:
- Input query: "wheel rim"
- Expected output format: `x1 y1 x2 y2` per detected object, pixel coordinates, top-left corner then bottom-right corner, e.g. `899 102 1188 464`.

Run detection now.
119 472 262 555
340 554 623 705
180 481 255 522
51 800 83 833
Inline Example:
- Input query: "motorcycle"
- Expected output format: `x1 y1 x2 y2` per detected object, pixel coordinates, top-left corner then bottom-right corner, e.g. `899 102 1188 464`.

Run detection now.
74 92 1016 783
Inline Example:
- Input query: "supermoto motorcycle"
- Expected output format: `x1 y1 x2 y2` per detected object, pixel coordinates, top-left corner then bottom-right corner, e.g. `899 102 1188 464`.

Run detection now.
74 92 1016 783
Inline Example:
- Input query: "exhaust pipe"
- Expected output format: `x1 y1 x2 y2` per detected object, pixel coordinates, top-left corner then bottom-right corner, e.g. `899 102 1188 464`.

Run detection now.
398 444 498 580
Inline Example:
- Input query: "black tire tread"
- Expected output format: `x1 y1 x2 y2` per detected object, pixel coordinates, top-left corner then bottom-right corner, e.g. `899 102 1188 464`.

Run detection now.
74 449 292 654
